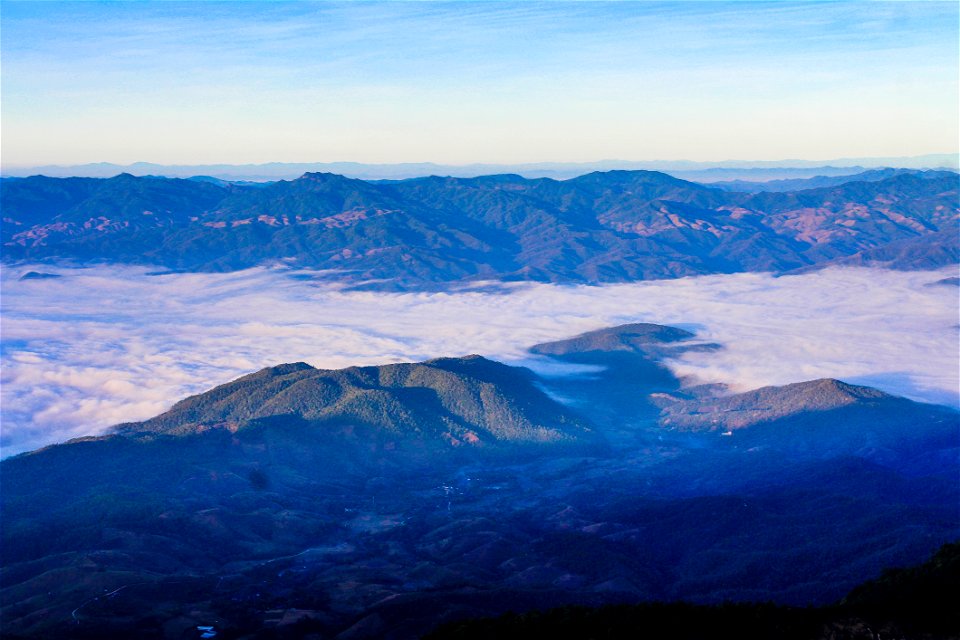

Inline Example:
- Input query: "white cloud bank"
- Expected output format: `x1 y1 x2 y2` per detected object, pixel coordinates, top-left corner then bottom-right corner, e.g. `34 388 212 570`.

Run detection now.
1 264 957 456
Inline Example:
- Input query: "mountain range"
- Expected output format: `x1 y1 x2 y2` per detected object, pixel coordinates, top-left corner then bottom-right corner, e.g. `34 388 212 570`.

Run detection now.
2 169 957 287
2 154 956 181
706 167 953 192
2 323 957 639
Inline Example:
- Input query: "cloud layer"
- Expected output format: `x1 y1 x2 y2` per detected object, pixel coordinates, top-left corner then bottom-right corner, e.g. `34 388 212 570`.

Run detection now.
2 265 957 456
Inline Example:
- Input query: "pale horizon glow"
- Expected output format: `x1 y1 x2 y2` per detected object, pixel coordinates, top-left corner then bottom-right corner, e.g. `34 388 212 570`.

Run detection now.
2 264 957 457
2 1 958 166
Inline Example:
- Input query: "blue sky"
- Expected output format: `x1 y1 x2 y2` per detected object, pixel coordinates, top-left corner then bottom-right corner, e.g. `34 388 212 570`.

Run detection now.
2 1 957 165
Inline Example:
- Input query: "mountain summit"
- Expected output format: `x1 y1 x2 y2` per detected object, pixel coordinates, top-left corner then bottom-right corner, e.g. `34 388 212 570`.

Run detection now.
117 355 596 448
659 378 915 431
529 323 698 357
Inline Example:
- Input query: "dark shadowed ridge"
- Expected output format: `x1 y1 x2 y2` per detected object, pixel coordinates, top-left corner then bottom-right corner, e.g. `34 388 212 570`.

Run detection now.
529 323 696 356
527 323 720 437
423 542 960 640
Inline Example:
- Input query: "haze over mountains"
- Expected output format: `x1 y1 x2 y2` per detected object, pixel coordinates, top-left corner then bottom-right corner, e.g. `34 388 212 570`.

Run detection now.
707 167 954 192
2 154 956 181
2 168 957 288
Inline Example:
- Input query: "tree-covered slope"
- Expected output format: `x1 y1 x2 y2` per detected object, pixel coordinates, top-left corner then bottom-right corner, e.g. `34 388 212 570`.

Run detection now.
423 542 960 640
3 170 956 286
1 327 957 639
116 355 595 447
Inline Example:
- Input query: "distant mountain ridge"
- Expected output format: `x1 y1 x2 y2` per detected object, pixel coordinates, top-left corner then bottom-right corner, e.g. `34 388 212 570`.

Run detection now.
3 169 957 287
706 167 957 192
3 154 956 180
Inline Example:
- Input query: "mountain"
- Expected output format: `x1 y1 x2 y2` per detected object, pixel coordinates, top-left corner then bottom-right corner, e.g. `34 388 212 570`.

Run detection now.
529 324 960 468
116 355 597 449
0 355 601 638
528 323 958 464
706 168 957 192
529 322 703 358
1 173 226 226
660 378 925 430
1 328 958 639
2 170 957 287
799 225 960 271
656 379 960 467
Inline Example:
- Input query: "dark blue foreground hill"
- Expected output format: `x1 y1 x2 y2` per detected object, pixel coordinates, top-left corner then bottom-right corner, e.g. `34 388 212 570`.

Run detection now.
1 330 958 639
423 542 960 640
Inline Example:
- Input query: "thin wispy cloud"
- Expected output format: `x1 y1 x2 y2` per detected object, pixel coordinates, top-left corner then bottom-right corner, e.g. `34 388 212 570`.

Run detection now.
2 2 956 165
2 265 957 457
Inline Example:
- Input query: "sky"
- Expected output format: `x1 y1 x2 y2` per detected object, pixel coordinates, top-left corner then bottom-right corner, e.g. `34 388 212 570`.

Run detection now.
2 1 958 167
2 264 957 457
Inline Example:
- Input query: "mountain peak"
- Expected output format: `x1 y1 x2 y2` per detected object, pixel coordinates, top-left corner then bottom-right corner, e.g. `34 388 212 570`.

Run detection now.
270 361 316 373
658 377 918 433
423 354 490 366
289 171 372 189
570 169 700 187
775 378 892 406
240 361 316 379
115 356 595 447
530 323 696 357
298 171 356 182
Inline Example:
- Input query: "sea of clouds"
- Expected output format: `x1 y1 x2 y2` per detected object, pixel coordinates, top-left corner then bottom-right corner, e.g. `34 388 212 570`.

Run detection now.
1 264 957 457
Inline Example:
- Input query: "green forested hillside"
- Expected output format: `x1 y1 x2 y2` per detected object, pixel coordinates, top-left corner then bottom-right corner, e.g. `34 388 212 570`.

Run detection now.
3 170 956 286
